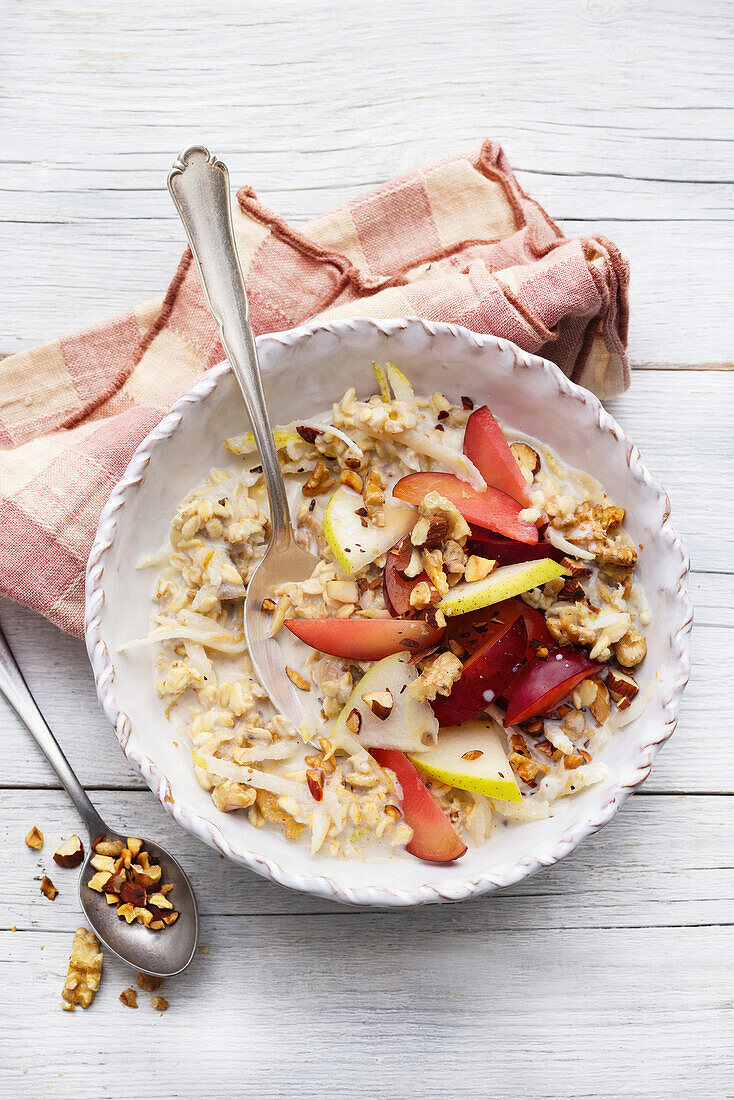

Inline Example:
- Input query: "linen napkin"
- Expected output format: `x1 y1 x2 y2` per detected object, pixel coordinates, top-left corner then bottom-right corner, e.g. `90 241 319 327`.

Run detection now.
0 139 630 636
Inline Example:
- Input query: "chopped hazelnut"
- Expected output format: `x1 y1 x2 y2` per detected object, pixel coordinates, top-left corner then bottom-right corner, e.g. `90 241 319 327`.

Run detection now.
361 689 393 720
53 834 85 869
614 629 647 668
40 876 58 901
119 987 138 1008
464 555 496 583
510 441 541 479
339 469 363 493
137 972 162 992
25 826 43 850
151 995 169 1012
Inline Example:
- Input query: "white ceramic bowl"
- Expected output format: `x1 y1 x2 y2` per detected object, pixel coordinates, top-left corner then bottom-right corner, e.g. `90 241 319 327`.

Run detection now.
85 318 691 906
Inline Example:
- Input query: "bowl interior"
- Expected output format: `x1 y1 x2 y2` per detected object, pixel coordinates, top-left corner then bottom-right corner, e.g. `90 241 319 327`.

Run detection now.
90 320 688 903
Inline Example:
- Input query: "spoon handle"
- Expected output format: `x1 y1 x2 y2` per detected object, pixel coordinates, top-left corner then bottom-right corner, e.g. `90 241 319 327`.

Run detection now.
168 145 292 547
0 621 106 840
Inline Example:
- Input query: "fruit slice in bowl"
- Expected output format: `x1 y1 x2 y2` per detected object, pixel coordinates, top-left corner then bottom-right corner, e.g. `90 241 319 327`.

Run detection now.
432 614 527 727
408 717 521 802
324 485 416 575
438 558 566 617
392 472 538 544
504 646 603 726
285 616 443 661
370 748 467 863
463 405 533 506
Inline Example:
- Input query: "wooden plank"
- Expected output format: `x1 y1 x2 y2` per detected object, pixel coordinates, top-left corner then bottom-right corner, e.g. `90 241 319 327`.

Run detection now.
1 215 731 364
0 922 730 1099
3 789 733 929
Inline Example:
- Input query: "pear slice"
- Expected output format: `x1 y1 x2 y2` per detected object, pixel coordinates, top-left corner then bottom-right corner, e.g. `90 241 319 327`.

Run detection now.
372 363 391 402
225 428 303 455
409 718 521 801
330 653 438 753
386 363 418 410
439 558 566 617
323 485 416 576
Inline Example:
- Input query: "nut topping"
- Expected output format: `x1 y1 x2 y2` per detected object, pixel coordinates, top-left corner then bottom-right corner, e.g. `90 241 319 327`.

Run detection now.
361 689 394 720
606 668 639 710
306 768 325 801
119 987 138 1008
345 708 362 735
285 667 311 691
461 749 483 761
614 628 647 668
510 441 541 479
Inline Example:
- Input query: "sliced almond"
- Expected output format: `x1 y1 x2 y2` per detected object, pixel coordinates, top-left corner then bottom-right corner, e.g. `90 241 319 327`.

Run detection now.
286 667 311 691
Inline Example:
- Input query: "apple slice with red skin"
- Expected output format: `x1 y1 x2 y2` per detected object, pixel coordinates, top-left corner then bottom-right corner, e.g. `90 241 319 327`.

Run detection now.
466 529 565 567
285 617 444 661
432 615 528 727
392 473 538 545
504 646 603 726
384 535 438 618
370 748 467 862
463 405 534 506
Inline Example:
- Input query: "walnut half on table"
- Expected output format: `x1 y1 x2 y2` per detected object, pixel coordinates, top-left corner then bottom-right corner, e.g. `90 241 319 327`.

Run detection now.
61 927 103 1011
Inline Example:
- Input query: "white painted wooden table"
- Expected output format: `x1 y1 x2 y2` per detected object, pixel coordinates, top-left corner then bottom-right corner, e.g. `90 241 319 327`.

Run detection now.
1 3 732 1096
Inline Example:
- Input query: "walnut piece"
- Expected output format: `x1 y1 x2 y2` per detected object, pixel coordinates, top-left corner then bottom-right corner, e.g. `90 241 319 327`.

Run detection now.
25 826 43 850
614 628 647 668
421 548 449 597
211 780 257 812
409 651 462 702
339 469 363 493
302 459 336 496
61 927 103 1011
363 468 386 526
119 987 138 1008
256 790 305 841
151 995 169 1012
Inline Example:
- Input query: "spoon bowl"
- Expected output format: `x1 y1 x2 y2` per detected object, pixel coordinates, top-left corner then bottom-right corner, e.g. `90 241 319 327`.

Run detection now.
78 830 198 978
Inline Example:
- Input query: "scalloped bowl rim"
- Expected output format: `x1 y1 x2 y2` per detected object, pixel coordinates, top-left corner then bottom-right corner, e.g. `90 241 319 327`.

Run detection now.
85 317 692 907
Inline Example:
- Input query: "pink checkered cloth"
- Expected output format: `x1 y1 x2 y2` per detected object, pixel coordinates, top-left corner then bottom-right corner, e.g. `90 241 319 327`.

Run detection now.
0 140 630 637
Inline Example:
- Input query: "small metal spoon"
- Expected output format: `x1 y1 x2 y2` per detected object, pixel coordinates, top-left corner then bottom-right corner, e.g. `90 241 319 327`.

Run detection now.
0 622 198 977
168 145 320 725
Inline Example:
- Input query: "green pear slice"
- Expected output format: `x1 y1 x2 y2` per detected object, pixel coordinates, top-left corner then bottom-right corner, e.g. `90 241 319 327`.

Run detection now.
323 485 417 575
386 363 418 410
439 558 566 617
330 653 438 753
225 428 303 455
409 718 521 801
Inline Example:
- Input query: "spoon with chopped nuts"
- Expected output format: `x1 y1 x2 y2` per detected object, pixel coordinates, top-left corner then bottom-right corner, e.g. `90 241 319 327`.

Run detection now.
0 621 198 977
168 146 320 727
